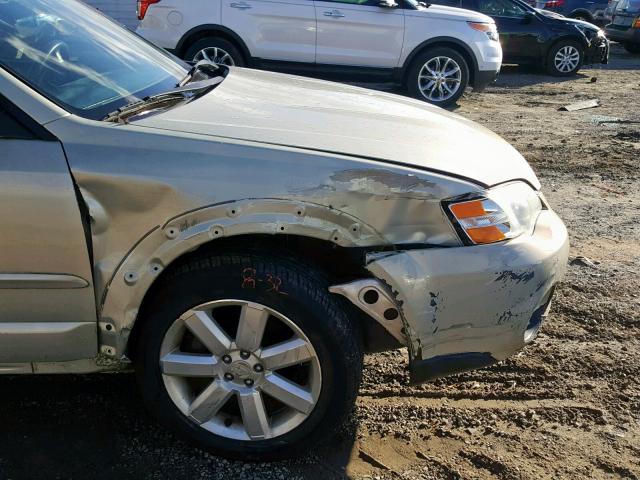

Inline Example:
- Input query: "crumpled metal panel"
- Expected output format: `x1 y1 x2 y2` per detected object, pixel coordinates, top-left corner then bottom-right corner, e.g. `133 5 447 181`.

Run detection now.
366 210 569 364
45 117 482 356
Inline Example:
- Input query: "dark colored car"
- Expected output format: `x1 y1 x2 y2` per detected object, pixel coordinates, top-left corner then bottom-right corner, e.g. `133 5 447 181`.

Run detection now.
605 0 640 53
432 0 609 74
532 0 609 24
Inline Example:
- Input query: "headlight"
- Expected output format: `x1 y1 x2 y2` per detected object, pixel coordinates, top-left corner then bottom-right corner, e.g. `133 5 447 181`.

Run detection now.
468 22 500 42
575 24 603 40
445 182 543 245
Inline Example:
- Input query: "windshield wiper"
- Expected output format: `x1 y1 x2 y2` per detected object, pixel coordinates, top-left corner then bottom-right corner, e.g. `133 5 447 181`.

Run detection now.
102 76 223 123
178 60 221 86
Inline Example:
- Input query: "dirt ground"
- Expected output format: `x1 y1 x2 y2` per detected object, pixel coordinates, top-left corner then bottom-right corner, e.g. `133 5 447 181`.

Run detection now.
1 45 638 480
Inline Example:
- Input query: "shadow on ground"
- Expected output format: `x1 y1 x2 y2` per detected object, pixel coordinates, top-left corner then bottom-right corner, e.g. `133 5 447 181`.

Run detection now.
0 374 358 480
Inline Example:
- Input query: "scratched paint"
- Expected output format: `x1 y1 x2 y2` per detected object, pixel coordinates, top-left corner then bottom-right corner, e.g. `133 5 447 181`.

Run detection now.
367 210 569 364
494 269 535 285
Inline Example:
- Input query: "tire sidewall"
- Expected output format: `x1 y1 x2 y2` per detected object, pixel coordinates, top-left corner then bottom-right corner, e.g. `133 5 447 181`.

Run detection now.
546 40 584 76
183 37 245 67
407 47 469 107
136 254 361 460
571 12 592 22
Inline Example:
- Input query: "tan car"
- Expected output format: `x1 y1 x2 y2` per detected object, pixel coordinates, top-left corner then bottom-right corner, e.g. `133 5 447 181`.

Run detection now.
0 0 568 460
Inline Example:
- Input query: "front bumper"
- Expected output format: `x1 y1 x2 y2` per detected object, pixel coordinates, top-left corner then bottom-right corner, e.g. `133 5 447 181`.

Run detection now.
473 68 500 92
585 35 610 64
366 209 569 383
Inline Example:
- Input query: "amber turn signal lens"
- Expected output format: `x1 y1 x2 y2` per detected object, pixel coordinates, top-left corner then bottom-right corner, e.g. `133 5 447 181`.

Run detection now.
449 200 485 218
466 226 506 243
467 22 494 33
449 199 508 244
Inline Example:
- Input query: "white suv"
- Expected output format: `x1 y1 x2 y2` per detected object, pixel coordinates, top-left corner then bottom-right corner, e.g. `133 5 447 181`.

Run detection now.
136 0 502 105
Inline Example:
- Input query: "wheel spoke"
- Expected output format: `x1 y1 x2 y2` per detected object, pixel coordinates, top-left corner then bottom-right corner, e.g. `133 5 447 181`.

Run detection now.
262 373 315 414
444 66 460 77
422 79 436 92
235 303 269 352
238 390 271 439
184 310 232 356
188 380 233 423
201 49 211 62
260 338 313 370
442 57 451 73
161 351 217 377
425 64 438 76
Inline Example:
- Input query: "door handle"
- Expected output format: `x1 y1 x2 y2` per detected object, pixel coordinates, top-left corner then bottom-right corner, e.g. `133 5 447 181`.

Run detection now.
323 9 345 17
230 2 252 9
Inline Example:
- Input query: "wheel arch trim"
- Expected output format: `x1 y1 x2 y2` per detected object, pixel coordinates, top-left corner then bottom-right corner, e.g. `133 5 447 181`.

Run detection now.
97 199 386 358
401 37 479 86
175 24 251 61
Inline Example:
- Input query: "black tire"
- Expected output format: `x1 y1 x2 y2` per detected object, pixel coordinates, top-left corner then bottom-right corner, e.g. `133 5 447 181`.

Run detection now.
183 37 245 66
624 43 640 54
134 251 363 461
546 40 584 76
407 47 469 107
570 12 592 22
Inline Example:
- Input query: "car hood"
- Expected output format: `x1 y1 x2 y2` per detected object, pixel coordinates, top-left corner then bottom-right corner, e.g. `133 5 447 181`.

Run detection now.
537 8 600 29
133 68 539 189
405 4 495 22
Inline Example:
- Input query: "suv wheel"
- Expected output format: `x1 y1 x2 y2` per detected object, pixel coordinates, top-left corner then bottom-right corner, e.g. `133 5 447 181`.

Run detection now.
407 47 469 107
546 40 583 76
135 251 363 460
184 37 245 67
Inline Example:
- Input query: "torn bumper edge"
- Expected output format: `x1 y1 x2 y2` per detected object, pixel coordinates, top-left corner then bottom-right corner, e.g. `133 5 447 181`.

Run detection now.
365 209 569 384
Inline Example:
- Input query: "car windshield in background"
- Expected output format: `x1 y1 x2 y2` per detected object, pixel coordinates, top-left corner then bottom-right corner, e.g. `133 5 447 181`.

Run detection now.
615 0 640 11
0 0 187 120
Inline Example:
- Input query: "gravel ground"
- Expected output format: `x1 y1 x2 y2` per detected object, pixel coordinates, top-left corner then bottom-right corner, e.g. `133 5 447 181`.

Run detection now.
1 44 638 480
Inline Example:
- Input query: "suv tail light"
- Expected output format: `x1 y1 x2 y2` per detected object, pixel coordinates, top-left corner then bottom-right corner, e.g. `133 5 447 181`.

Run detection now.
137 0 160 20
544 0 565 6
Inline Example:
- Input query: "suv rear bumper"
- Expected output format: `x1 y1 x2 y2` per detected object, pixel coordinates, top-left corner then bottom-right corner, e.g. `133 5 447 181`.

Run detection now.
366 209 569 383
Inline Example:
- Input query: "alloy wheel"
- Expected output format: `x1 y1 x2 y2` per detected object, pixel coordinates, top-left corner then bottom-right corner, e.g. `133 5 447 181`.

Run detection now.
417 56 462 102
160 300 322 441
193 47 235 66
554 45 580 73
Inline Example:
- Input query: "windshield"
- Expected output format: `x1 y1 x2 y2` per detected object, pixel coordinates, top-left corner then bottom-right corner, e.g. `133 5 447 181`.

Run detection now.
0 0 188 120
615 0 640 11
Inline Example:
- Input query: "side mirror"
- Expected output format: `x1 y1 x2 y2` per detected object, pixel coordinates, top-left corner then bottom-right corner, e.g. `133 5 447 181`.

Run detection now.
379 0 398 7
522 11 536 23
